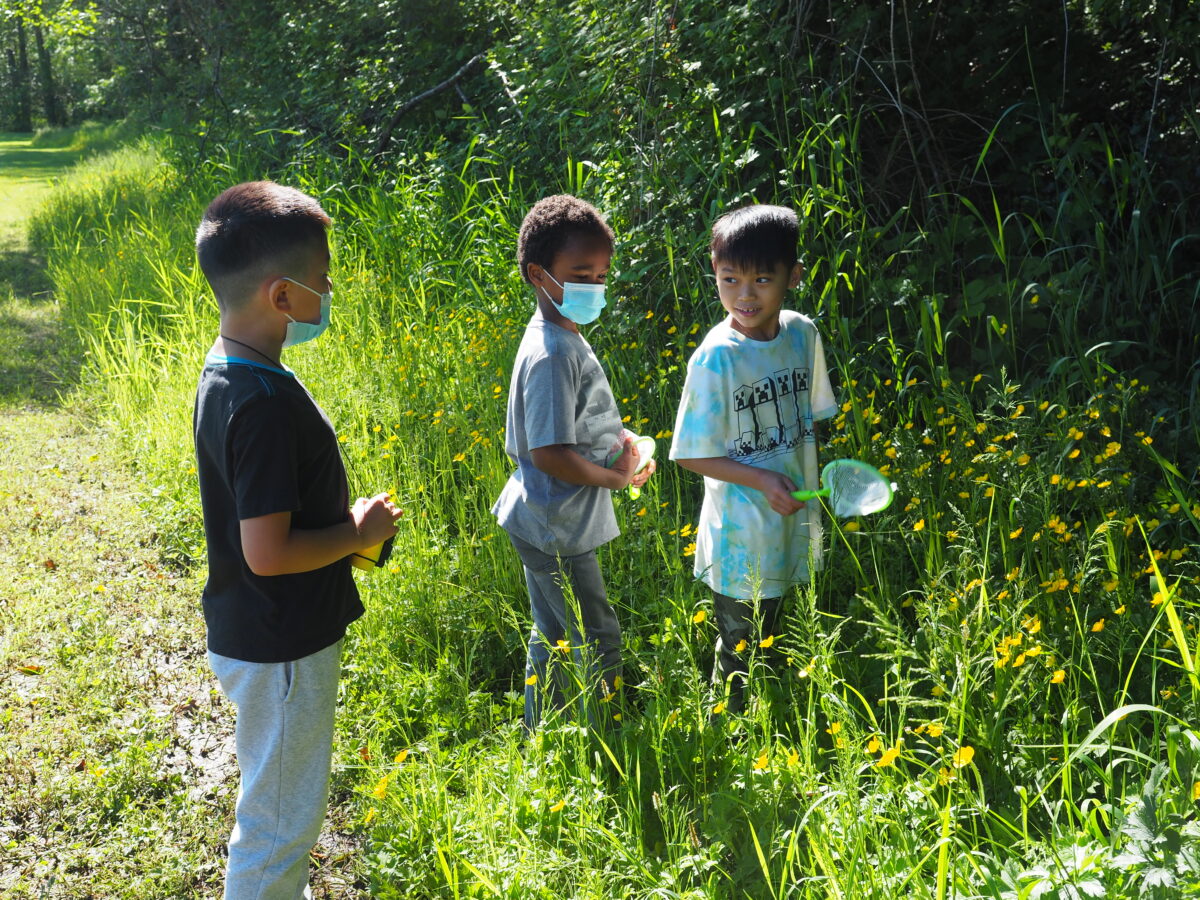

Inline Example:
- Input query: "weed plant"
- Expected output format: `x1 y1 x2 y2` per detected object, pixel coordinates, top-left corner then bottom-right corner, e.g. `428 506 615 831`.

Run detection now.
27 110 1200 897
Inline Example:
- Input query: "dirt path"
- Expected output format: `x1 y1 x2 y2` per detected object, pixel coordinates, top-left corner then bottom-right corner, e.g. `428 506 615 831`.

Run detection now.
0 134 365 899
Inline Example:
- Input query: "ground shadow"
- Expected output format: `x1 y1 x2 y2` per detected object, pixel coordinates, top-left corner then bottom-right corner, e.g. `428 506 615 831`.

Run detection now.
0 133 88 409
0 247 53 298
0 299 83 408
0 134 87 180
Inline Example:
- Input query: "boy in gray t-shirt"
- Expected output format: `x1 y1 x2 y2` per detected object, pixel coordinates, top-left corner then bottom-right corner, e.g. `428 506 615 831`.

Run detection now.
492 195 655 730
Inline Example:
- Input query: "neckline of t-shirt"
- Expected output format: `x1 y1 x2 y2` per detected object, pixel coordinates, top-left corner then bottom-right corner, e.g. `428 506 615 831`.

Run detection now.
720 312 799 346
205 353 294 377
533 311 587 341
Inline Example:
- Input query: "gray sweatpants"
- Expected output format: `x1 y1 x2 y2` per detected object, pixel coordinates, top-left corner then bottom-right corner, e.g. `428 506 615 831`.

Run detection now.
208 639 343 900
507 532 622 731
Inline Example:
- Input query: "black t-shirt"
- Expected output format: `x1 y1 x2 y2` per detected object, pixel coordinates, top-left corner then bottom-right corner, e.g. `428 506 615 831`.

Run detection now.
193 356 362 662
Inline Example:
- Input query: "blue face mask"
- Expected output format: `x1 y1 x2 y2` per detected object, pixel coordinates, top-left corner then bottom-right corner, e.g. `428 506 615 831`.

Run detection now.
281 277 332 348
542 271 606 325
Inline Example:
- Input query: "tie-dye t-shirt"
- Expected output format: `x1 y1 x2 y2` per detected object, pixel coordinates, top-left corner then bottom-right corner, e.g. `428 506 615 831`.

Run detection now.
492 313 625 556
670 310 837 600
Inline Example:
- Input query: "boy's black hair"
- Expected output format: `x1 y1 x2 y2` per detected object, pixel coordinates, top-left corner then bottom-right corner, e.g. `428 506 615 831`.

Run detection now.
517 194 615 284
709 204 799 272
196 181 331 310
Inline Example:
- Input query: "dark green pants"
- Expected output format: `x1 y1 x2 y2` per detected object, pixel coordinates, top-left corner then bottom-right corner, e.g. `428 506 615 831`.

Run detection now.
712 590 784 714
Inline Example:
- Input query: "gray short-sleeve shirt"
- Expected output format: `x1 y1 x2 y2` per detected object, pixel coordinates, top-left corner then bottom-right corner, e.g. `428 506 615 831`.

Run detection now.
492 313 624 555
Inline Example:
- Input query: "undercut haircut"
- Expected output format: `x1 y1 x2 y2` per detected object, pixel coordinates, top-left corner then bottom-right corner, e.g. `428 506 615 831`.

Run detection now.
195 181 330 311
517 194 615 284
709 204 799 273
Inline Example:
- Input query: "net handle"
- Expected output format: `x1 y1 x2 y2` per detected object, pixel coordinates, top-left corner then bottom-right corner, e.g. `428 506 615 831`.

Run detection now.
790 488 830 501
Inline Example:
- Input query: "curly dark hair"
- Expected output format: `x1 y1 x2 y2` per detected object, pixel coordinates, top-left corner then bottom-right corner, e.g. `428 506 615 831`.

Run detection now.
517 194 615 283
710 204 799 272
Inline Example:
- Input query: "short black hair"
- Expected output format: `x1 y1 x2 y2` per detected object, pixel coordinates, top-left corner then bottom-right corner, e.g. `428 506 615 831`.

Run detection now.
196 181 331 310
517 194 615 284
709 204 799 272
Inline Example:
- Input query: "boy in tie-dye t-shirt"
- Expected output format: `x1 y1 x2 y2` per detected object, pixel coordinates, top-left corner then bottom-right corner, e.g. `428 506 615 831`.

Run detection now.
670 204 837 714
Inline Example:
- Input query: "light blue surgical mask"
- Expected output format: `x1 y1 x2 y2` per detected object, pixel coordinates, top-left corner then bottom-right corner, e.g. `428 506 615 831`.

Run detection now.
281 277 332 348
542 271 606 325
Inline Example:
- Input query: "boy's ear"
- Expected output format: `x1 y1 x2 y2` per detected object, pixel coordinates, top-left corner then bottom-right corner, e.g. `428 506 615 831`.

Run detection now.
265 277 294 313
787 262 804 289
526 262 544 286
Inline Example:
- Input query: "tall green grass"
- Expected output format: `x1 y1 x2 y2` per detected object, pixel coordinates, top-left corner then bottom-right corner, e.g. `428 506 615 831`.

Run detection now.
29 122 1199 897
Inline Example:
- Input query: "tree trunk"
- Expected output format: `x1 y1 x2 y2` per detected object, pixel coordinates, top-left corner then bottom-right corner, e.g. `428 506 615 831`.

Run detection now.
13 21 33 132
33 25 64 127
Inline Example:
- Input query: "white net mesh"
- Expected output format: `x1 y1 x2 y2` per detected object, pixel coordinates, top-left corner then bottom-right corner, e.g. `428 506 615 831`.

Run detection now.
823 460 893 517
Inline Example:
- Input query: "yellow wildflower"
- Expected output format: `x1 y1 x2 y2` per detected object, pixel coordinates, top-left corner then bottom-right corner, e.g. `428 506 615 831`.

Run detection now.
952 746 975 768
1050 669 1066 684
692 609 707 624
753 750 769 771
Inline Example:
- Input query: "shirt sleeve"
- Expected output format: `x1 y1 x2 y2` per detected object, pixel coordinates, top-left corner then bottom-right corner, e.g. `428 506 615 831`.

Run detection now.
521 351 580 452
808 330 837 421
669 354 730 460
228 393 302 520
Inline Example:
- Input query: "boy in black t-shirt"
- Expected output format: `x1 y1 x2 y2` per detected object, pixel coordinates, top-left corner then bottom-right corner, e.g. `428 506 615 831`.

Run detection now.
193 181 400 899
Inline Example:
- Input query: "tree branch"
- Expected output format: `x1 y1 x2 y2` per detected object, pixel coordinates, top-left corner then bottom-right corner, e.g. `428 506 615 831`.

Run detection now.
372 52 485 158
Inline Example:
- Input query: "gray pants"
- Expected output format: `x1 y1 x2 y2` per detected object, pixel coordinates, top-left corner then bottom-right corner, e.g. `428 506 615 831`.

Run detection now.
208 639 343 900
712 591 784 714
507 532 622 730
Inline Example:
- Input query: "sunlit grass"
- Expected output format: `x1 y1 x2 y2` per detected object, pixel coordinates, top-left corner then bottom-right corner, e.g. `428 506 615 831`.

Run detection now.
27 131 1200 898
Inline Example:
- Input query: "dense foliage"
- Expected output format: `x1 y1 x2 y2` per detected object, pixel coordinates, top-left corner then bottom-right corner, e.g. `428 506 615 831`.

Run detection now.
7 1 1198 387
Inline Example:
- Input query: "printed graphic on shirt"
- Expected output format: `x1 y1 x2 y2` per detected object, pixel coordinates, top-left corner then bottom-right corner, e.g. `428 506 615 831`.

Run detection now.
730 367 815 462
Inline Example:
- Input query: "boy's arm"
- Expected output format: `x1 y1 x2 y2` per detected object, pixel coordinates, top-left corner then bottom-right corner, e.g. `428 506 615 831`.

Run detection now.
531 439 642 491
675 456 805 516
240 493 400 576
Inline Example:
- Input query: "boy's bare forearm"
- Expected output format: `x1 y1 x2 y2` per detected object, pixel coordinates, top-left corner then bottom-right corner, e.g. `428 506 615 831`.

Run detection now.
240 496 399 576
675 456 768 490
675 456 805 516
531 444 628 490
270 521 368 574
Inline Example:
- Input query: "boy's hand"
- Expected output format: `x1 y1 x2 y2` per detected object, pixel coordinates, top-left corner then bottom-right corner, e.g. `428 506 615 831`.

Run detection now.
608 437 640 488
352 493 402 547
630 458 656 489
755 470 806 516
